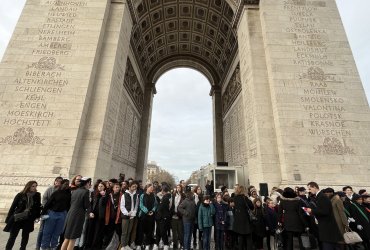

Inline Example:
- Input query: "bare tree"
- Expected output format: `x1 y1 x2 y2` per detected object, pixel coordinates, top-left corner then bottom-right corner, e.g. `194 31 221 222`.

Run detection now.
148 169 177 188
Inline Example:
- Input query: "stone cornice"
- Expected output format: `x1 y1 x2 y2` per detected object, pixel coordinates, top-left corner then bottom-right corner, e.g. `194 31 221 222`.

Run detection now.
232 0 260 29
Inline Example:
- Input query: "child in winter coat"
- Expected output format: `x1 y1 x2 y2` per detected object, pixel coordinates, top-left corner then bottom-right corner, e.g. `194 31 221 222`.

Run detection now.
214 193 228 250
225 197 236 250
264 199 278 250
198 195 215 250
252 198 266 250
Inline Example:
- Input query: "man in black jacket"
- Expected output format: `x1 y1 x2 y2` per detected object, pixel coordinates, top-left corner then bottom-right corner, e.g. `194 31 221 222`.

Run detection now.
306 182 343 250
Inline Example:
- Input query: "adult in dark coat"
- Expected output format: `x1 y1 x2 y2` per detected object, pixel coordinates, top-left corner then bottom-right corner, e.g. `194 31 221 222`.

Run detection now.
252 198 266 250
61 177 92 250
84 181 106 250
278 187 307 250
348 194 370 249
232 185 254 250
4 180 41 250
307 182 343 249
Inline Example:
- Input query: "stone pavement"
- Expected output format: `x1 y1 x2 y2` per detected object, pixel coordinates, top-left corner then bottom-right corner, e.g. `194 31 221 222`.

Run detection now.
0 223 38 249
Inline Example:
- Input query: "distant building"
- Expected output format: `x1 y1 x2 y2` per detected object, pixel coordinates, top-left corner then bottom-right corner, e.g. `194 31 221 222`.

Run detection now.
189 170 200 184
146 161 161 183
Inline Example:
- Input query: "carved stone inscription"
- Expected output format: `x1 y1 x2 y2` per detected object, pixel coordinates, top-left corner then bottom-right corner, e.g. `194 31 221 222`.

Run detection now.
2 1 87 139
282 0 353 155
222 64 242 116
223 97 248 166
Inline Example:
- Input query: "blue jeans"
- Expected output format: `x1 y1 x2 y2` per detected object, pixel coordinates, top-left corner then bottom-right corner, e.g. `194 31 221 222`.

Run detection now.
183 222 193 250
202 227 212 250
41 210 67 248
36 220 45 248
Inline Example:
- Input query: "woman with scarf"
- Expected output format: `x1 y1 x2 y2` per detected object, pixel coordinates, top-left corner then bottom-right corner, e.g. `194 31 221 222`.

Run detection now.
101 182 123 248
138 183 157 250
171 184 185 249
4 180 41 250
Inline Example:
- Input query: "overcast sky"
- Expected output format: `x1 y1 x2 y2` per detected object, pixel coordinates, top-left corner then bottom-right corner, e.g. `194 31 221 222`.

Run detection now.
0 1 369 181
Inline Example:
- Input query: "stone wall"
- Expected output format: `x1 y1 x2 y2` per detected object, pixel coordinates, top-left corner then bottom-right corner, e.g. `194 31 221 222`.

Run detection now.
237 6 282 188
73 2 143 180
259 0 370 187
0 0 111 210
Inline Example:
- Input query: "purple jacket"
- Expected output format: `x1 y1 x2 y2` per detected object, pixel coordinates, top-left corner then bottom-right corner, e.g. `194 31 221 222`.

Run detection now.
214 202 228 230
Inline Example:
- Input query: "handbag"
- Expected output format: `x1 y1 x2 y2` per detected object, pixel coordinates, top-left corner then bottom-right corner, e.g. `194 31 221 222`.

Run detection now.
243 197 258 222
14 209 30 222
300 233 311 249
343 227 362 244
13 195 31 222
248 208 258 222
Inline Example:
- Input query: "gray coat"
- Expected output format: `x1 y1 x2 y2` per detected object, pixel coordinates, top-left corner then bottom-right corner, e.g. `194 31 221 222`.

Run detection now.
178 197 196 223
64 187 90 239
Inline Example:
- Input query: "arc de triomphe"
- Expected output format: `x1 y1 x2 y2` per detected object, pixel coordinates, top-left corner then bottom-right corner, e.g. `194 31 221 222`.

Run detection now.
0 0 369 209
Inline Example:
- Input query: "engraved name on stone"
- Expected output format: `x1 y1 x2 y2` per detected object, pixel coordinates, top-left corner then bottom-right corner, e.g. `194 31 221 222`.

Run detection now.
282 0 353 148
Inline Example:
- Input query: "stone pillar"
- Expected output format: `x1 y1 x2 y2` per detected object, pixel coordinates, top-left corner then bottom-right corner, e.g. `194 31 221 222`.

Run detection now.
236 3 282 187
136 84 155 180
72 1 134 180
259 0 370 188
211 86 225 164
0 0 111 211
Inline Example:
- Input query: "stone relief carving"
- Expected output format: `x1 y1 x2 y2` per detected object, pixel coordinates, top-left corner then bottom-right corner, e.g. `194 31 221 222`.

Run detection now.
299 66 342 83
223 97 248 166
27 56 65 71
124 59 144 112
0 127 44 145
222 64 241 116
314 137 354 155
0 176 55 186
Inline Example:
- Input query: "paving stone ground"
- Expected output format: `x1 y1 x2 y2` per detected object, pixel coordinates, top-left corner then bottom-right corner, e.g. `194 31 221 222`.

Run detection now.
0 223 302 249
0 223 39 249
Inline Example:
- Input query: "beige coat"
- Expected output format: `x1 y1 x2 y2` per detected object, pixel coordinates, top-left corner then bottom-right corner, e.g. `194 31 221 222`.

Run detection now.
331 195 348 235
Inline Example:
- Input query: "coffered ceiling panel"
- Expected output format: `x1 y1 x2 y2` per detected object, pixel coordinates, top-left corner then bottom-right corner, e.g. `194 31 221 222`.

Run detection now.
130 0 238 85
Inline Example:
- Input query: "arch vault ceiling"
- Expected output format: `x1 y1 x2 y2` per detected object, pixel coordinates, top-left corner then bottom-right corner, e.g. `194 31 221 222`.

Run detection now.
128 0 239 85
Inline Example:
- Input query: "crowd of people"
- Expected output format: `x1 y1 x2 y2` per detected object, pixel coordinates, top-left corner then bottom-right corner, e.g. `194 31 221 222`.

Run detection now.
3 175 370 250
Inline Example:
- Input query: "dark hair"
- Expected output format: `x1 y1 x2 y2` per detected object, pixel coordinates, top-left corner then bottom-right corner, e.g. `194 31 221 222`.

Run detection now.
162 186 170 193
96 181 106 191
80 178 91 187
129 181 139 187
109 178 118 183
359 189 367 195
203 195 210 201
61 179 70 190
228 197 234 203
193 185 201 194
176 184 183 194
283 187 297 198
264 197 272 203
342 186 353 191
21 181 38 194
112 182 121 188
323 188 335 194
307 182 319 189
54 176 63 182
185 191 193 199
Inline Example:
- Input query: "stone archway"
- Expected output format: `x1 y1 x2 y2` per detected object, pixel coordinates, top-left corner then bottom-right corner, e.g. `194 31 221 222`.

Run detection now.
0 0 370 212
